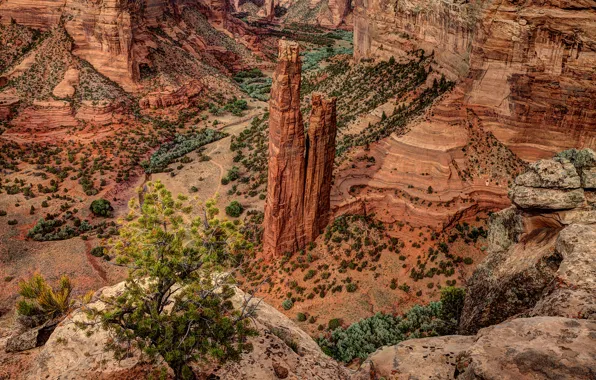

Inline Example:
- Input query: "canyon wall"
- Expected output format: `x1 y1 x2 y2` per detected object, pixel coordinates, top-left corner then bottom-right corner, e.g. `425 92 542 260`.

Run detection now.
263 41 338 258
353 0 596 160
0 0 249 91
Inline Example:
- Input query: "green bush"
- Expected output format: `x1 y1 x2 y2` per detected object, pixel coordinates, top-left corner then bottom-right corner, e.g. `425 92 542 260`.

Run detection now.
226 166 240 182
439 286 466 333
328 318 342 330
296 312 307 322
225 201 244 217
282 299 293 310
90 199 113 217
317 302 443 363
90 246 106 258
16 274 73 326
346 283 357 292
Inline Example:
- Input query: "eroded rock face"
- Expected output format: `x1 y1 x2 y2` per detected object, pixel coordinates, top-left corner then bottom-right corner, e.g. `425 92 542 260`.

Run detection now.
304 94 338 243
0 0 254 91
26 282 349 379
355 317 596 380
460 151 596 334
353 335 475 380
509 155 593 210
530 224 596 320
263 42 338 258
509 186 585 210
263 40 308 258
353 0 596 160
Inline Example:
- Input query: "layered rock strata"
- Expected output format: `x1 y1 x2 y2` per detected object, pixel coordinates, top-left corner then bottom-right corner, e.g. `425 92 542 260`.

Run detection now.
352 150 596 380
353 0 596 160
0 0 257 91
459 149 596 334
263 41 338 258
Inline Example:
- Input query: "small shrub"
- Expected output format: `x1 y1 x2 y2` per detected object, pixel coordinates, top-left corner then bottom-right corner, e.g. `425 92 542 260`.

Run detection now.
328 318 343 331
16 274 73 326
296 312 307 322
90 199 113 217
282 299 293 310
225 201 244 217
90 246 106 258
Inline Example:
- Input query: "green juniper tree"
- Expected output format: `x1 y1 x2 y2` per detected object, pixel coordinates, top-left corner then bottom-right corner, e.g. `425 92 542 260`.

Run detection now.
85 181 256 379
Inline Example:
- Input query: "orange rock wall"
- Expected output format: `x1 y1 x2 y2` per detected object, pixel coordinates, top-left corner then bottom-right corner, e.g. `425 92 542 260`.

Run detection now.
0 0 247 91
353 0 596 160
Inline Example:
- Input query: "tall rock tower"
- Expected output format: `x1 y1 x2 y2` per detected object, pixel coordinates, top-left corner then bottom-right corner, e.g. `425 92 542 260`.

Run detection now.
263 40 307 257
304 94 337 242
263 40 338 258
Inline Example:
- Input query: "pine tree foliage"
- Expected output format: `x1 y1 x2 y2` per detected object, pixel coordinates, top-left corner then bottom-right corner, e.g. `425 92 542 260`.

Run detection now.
317 287 465 363
85 181 256 379
16 274 73 325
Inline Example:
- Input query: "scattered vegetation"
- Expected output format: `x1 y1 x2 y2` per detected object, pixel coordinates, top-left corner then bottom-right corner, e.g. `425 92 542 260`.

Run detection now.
143 129 227 173
84 182 255 379
317 287 465 363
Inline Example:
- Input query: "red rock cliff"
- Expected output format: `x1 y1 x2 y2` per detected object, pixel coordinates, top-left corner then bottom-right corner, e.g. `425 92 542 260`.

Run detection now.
0 0 253 91
263 42 338 258
353 0 596 160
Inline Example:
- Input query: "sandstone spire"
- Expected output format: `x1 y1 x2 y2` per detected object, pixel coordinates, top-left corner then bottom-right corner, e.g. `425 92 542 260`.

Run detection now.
263 40 307 258
304 94 337 242
263 41 338 258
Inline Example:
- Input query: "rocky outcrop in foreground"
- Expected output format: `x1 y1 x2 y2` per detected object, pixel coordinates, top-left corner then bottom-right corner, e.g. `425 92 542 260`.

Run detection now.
263 41 338 258
354 149 596 379
354 317 596 380
460 149 596 333
25 282 349 380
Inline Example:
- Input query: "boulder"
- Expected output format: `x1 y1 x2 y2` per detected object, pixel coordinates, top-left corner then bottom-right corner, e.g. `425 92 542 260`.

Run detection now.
556 149 596 189
354 317 596 380
353 335 474 380
530 224 596 320
509 186 585 210
5 322 57 353
515 159 581 189
457 317 596 380
27 281 349 379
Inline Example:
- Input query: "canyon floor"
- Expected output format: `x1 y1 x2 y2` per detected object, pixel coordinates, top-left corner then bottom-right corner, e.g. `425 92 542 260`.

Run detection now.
1 2 594 377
